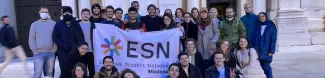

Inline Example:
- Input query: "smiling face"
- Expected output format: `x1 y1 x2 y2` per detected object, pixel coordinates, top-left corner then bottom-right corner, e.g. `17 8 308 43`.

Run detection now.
179 55 189 66
259 13 267 22
115 10 123 20
239 38 248 49
214 53 225 66
164 16 171 26
184 13 191 23
78 45 88 55
244 4 253 13
192 10 199 18
209 10 218 18
226 8 234 19
104 58 113 70
176 9 183 18
186 41 195 51
106 8 114 18
221 41 230 52
75 66 84 78
148 7 156 16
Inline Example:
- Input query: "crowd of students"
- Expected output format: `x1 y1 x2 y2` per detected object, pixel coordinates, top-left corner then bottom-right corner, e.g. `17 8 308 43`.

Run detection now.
0 1 277 78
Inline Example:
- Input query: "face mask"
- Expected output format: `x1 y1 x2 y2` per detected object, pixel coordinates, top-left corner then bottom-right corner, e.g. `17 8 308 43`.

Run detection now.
40 13 49 20
63 15 73 21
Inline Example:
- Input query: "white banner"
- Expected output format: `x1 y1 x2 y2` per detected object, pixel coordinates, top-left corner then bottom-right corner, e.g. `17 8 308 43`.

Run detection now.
93 23 182 78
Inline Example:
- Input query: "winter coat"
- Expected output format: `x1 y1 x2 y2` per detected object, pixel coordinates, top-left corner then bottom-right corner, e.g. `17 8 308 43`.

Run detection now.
180 21 198 48
121 19 147 32
205 65 232 78
219 17 246 48
240 13 259 45
178 63 203 78
93 67 119 78
197 21 219 60
252 12 277 63
140 15 162 32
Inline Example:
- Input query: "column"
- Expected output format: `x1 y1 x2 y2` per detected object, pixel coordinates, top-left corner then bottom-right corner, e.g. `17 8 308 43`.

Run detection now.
201 0 207 8
62 0 77 17
78 0 91 19
187 0 199 12
253 0 266 13
277 0 309 52
0 0 16 62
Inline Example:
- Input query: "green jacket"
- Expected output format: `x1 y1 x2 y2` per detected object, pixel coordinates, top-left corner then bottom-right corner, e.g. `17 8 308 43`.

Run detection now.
219 17 246 47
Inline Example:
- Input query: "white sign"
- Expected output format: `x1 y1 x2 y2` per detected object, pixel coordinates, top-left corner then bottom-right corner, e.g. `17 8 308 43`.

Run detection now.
159 0 182 16
93 23 182 78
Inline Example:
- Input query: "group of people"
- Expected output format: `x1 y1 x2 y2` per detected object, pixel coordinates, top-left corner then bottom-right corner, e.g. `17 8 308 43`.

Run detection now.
0 1 277 78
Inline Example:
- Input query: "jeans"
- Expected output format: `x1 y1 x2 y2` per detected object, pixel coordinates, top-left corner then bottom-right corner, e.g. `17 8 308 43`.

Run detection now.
260 61 273 78
33 52 55 78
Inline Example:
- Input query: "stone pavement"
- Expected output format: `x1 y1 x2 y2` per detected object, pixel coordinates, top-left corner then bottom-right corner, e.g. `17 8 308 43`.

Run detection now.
0 52 325 78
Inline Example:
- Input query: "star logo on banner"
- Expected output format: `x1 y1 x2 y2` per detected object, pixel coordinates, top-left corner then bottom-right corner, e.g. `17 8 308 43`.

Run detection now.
101 36 123 56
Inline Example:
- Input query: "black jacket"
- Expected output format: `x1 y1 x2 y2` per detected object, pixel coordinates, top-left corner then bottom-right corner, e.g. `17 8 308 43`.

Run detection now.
140 15 162 32
65 49 87 78
192 51 205 76
178 63 203 78
53 19 84 52
180 21 198 48
0 24 18 49
205 65 232 78
90 16 105 23
69 20 85 50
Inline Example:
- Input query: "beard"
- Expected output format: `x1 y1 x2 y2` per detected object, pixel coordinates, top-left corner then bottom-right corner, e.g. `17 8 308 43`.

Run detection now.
105 65 112 71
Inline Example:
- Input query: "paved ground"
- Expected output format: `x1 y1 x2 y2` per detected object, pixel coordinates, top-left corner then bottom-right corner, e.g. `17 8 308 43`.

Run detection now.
0 52 325 78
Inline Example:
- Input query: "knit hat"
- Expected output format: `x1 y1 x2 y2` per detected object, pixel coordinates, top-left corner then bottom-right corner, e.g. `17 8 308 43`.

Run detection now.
147 4 156 10
200 7 208 13
62 6 73 14
92 3 102 13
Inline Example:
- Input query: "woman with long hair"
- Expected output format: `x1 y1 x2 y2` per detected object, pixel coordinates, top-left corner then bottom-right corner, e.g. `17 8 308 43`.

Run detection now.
164 9 173 16
191 7 200 22
218 40 236 68
196 7 220 71
71 63 90 78
120 68 140 78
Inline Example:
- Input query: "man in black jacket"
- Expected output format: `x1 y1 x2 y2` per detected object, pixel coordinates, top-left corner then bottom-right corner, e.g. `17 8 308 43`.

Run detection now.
52 6 85 78
0 16 27 75
140 4 162 32
205 51 236 78
178 52 203 78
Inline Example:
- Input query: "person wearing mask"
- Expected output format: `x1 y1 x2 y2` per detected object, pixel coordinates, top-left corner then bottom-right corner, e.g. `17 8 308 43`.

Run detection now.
178 52 202 78
175 8 185 24
196 7 219 71
93 56 119 78
156 8 161 17
101 5 118 26
52 6 84 78
100 9 107 20
181 12 198 48
168 63 180 78
219 6 246 47
71 63 90 78
90 3 105 23
124 1 141 20
205 51 236 78
164 9 173 17
233 37 265 78
120 68 140 78
114 8 124 28
0 16 27 76
78 8 96 77
140 4 162 32
64 42 89 78
191 7 199 22
209 8 220 29
29 7 56 78
218 40 236 68
122 7 146 32
183 38 204 75
59 6 68 20
240 3 259 45
253 12 277 78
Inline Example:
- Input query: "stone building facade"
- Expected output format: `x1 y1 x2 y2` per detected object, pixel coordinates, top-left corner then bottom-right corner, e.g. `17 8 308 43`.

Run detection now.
0 0 325 56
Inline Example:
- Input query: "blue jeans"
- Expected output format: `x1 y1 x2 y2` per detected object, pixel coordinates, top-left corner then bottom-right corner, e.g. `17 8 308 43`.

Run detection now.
33 52 55 78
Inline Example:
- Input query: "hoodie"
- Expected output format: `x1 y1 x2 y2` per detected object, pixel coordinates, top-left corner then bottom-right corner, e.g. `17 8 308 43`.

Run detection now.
0 24 18 49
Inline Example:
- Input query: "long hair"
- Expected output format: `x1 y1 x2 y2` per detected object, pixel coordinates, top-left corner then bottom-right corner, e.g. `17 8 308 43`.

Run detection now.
164 9 173 16
237 36 251 50
71 63 88 78
196 12 212 26
218 40 231 61
190 7 200 19
163 13 176 27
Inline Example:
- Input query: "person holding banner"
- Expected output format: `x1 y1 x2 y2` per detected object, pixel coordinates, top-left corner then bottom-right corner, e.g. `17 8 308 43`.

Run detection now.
178 52 203 78
93 56 119 78
121 7 146 32
113 8 124 28
168 63 180 78
161 13 184 31
140 4 162 32
120 68 140 78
